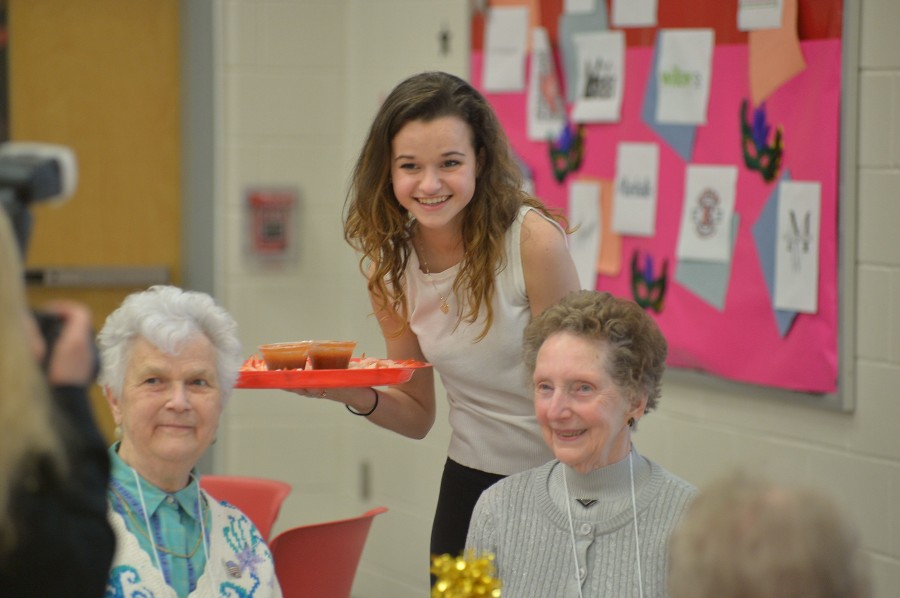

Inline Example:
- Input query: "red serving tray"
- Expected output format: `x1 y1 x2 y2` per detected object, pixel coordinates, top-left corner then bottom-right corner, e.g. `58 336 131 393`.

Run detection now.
236 358 430 389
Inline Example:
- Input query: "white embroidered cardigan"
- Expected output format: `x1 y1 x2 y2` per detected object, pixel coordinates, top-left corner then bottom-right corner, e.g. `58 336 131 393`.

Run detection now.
105 492 282 598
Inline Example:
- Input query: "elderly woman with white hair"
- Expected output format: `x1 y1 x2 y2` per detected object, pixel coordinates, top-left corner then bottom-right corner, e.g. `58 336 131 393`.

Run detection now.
98 285 281 598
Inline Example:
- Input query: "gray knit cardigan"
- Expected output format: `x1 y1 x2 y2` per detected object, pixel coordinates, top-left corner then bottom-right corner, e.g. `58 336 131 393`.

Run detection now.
466 456 696 598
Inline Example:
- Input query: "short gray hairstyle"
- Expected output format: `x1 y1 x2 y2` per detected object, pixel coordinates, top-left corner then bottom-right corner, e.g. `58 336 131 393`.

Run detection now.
97 285 243 401
523 290 666 411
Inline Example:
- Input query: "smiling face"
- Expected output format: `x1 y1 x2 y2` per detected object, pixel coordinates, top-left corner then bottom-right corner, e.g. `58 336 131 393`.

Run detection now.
390 116 478 233
533 331 646 473
106 335 222 490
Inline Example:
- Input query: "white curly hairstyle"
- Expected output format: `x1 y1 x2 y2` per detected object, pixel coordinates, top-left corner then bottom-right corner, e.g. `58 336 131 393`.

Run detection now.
97 285 243 402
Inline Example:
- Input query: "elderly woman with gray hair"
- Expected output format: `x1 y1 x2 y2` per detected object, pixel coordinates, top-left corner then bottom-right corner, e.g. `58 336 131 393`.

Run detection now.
98 285 281 598
465 290 695 598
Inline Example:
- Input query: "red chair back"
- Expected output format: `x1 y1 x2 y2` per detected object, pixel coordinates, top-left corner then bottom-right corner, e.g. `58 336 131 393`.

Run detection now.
200 475 292 541
269 506 388 598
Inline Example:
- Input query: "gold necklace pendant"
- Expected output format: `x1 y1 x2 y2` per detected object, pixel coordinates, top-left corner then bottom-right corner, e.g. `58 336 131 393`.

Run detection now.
418 243 451 316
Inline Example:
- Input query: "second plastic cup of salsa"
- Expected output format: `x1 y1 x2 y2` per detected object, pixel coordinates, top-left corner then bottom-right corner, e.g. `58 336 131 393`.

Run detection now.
307 340 356 369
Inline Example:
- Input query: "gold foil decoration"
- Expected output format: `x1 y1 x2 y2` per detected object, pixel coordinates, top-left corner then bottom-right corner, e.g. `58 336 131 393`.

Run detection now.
431 551 502 597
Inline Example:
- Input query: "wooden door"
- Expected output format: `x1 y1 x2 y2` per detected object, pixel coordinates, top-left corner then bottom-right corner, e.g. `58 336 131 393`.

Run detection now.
9 0 181 440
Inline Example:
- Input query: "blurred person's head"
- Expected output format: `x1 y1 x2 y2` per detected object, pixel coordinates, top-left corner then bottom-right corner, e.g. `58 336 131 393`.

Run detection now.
668 470 871 598
523 290 666 473
0 213 62 553
97 285 242 491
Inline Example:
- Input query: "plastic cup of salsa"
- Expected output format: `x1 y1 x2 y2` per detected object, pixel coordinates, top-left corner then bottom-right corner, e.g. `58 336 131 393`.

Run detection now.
258 341 312 370
307 340 356 369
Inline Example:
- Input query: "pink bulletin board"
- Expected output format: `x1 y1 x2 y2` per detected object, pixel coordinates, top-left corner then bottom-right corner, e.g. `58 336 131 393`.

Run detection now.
471 0 852 402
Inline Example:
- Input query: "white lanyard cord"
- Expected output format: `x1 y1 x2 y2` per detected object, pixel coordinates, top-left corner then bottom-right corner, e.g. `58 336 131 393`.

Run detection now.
563 467 585 598
629 450 644 598
131 469 214 592
563 449 644 598
131 468 164 573
192 473 215 594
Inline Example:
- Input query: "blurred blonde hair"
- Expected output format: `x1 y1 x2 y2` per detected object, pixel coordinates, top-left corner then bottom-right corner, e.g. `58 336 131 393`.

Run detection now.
0 213 64 554
668 470 871 598
343 71 567 340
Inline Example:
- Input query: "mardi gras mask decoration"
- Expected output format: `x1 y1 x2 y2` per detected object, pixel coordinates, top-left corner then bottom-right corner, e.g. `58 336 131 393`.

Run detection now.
631 250 667 313
741 99 783 183
549 123 585 184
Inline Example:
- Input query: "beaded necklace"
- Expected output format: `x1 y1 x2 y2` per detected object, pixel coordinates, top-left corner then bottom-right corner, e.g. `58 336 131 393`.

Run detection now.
108 484 205 559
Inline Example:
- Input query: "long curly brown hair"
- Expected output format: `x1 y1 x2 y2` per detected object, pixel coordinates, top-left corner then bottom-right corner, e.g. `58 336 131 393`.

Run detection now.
343 71 566 339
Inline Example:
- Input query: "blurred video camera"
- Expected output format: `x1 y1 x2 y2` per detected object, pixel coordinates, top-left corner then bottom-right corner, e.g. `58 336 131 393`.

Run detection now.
0 141 77 256
0 142 79 370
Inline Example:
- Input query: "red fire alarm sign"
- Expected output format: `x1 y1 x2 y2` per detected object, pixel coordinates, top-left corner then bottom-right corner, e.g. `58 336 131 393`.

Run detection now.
247 188 296 259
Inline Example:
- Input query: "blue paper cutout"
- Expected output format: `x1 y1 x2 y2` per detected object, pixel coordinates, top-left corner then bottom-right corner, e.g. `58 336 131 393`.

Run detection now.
558 8 608 103
675 215 740 311
752 171 798 337
641 41 698 162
